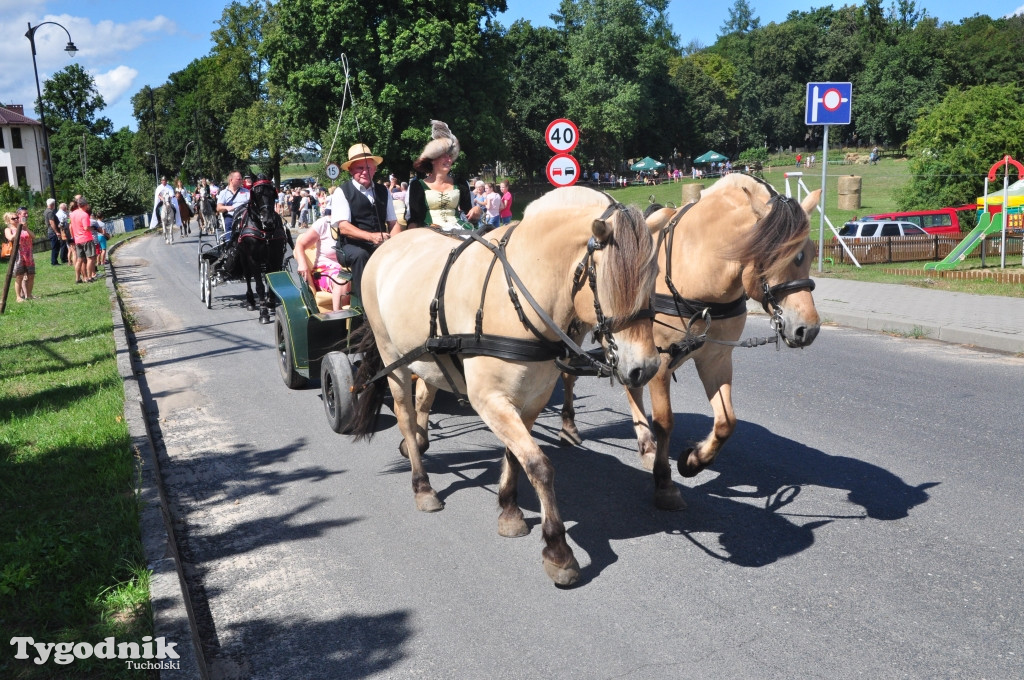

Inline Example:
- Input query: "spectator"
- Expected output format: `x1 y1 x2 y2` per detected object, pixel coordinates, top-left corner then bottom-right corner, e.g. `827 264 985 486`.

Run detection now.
299 190 311 228
499 181 513 225
56 202 70 265
471 180 487 227
483 182 502 232
4 210 35 301
44 198 61 266
91 215 110 270
289 189 302 230
70 198 98 283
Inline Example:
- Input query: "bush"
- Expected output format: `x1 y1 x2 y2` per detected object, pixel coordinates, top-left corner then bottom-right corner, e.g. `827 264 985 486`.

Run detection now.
80 168 150 219
737 147 769 164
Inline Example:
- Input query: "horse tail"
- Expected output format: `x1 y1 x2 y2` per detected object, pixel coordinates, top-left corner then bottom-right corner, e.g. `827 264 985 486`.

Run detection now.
349 322 385 440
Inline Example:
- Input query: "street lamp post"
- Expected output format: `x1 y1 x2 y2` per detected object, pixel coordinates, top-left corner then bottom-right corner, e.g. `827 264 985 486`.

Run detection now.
25 21 78 204
145 152 158 185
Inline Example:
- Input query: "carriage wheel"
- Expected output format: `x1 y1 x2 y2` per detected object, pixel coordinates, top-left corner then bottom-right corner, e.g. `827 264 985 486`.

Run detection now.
199 259 207 303
275 315 307 389
204 262 212 309
321 351 355 433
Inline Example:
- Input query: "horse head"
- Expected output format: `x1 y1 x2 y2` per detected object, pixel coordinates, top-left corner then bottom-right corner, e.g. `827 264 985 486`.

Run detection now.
246 178 280 234
533 188 660 388
733 179 822 348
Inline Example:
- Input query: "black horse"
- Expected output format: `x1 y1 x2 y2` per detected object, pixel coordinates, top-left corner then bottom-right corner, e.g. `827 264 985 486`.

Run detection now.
234 178 290 323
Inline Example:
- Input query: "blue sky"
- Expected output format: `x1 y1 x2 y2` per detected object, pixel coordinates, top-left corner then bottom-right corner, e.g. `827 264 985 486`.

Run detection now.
2 0 1022 131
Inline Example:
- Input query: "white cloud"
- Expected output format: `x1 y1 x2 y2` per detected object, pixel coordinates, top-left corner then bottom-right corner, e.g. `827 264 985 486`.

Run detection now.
92 65 138 107
1010 5 1024 17
0 9 174 119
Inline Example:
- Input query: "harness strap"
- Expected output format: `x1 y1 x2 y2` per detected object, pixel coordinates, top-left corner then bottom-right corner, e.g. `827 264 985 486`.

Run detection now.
652 292 747 319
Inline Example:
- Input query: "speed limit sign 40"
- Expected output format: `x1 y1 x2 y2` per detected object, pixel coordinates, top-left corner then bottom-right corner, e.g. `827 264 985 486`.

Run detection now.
546 118 579 154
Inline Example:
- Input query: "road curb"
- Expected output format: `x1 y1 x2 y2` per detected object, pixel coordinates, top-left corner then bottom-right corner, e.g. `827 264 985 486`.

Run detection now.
107 233 205 679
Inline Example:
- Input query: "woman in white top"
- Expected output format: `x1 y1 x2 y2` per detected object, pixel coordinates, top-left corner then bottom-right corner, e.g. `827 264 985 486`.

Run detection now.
407 121 482 233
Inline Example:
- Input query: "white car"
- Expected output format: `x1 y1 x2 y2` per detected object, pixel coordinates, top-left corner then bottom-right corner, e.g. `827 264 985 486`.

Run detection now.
838 220 929 238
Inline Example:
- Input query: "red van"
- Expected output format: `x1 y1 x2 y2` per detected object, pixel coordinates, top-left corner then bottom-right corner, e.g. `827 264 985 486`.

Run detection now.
863 206 975 236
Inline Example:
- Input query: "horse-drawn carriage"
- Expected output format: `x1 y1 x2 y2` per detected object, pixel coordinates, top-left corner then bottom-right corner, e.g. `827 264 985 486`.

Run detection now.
197 178 291 321
265 178 823 586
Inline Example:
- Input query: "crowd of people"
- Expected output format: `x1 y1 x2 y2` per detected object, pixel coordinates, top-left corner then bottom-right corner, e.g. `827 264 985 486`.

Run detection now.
3 194 113 303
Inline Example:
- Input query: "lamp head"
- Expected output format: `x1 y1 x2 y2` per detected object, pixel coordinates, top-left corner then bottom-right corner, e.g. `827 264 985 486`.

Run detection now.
64 41 77 57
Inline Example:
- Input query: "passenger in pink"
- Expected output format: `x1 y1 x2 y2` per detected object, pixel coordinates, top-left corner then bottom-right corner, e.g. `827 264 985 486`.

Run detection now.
4 210 35 300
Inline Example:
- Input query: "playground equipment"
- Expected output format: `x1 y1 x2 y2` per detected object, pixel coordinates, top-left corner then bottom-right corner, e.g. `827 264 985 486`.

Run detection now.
925 155 1023 271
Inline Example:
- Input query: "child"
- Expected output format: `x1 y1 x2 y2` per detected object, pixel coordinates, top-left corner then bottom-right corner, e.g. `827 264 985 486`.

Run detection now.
91 216 110 269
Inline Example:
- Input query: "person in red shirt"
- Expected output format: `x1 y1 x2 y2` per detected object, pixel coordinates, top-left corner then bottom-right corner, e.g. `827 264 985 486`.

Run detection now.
70 198 98 283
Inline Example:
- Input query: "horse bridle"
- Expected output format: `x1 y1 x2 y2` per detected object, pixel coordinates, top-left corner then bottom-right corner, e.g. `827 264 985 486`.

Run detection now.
567 201 656 375
754 195 816 336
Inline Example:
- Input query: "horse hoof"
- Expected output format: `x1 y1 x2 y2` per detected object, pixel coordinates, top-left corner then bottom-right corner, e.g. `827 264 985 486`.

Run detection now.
639 451 656 471
247 303 257 312
558 428 582 447
654 486 687 511
415 492 444 513
543 556 581 587
260 315 272 325
498 515 529 538
676 447 706 478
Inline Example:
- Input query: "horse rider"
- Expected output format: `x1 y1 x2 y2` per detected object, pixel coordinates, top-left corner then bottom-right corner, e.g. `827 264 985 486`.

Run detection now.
150 176 180 230
216 170 250 242
329 143 400 304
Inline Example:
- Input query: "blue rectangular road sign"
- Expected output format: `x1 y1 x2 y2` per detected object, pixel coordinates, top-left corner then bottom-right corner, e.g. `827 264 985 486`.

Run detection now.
805 82 852 125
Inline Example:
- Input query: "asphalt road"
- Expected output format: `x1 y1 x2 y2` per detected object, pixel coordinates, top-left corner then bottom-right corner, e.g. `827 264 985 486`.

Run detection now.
116 228 1023 680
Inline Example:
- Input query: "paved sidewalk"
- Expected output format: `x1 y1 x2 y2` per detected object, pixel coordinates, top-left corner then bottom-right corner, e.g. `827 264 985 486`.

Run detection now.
784 277 1024 355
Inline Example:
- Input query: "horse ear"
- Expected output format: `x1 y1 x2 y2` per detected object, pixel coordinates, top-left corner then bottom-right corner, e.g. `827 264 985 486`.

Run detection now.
743 187 770 220
591 216 613 242
644 207 671 235
801 189 822 216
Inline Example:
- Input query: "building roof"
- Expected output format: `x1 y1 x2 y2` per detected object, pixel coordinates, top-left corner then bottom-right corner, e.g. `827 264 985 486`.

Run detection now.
0 104 42 126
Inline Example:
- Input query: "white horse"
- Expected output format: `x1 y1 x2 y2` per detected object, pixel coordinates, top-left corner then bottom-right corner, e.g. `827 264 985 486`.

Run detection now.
160 193 177 244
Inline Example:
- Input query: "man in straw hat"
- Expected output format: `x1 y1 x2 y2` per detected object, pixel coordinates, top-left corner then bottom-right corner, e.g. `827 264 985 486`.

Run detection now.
329 143 400 304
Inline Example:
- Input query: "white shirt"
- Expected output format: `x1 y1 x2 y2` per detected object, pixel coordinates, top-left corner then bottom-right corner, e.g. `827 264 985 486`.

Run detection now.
309 215 339 269
330 179 396 227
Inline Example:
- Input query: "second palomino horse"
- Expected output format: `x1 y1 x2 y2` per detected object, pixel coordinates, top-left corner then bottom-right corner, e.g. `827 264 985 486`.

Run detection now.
560 173 822 511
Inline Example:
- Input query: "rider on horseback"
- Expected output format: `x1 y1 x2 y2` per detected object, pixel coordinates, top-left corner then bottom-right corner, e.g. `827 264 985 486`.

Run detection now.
150 176 180 230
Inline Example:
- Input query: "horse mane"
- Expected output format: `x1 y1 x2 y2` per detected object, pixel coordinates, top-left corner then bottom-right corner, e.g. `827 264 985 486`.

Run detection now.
717 174 811 281
525 186 656 321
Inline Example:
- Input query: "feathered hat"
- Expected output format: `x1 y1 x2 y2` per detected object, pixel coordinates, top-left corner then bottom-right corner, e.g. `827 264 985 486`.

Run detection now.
415 120 461 171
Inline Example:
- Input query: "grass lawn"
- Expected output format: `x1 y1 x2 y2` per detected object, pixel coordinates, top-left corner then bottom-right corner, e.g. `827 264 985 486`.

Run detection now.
1 232 151 679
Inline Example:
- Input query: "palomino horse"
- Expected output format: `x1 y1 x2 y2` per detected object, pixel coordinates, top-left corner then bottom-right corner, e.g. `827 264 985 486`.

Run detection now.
159 193 177 244
560 173 822 511
235 178 288 323
348 186 660 586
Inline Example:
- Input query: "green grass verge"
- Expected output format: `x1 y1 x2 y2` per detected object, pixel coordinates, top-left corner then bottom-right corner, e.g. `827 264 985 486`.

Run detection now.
1 232 151 679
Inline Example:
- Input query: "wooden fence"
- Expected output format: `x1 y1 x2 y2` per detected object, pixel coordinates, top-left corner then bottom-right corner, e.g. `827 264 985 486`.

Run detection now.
821 235 1023 265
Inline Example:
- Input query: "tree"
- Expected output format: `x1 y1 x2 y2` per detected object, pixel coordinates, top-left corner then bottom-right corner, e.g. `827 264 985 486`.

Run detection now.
669 52 738 157
81 168 150 219
897 83 1024 209
38 64 112 136
502 21 568 181
557 0 678 169
264 0 508 181
720 0 760 37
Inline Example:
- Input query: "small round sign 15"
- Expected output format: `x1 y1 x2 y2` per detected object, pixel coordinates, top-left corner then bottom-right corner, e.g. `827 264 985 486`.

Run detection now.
325 163 341 180
545 118 579 154
546 154 581 187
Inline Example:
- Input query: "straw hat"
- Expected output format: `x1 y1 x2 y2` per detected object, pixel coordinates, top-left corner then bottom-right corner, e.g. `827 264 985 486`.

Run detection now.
341 143 384 171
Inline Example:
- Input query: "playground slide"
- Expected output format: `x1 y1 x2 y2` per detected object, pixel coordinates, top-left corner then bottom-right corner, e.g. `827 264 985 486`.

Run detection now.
924 212 1003 271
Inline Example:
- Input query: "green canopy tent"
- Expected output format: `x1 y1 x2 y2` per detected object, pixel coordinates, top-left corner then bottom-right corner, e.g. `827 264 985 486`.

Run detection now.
630 156 666 171
693 150 728 164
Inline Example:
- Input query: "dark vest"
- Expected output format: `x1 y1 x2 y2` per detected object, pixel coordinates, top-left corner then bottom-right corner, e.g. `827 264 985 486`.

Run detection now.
342 182 389 240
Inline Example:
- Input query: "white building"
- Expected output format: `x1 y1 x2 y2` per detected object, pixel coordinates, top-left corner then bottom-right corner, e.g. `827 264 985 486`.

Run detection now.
0 104 48 193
